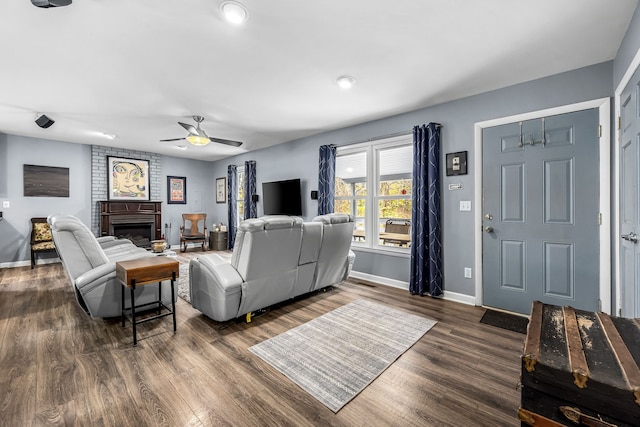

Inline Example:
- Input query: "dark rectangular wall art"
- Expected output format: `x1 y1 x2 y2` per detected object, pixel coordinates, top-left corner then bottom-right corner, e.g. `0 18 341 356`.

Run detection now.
23 164 70 197
445 151 468 176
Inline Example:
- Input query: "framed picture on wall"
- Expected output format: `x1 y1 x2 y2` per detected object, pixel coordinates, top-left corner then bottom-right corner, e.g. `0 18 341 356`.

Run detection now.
107 156 150 200
216 177 226 203
446 151 468 176
167 176 187 204
23 164 70 197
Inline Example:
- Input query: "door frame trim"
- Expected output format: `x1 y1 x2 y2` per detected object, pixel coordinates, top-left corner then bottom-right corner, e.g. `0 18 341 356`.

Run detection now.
473 98 611 314
614 46 640 317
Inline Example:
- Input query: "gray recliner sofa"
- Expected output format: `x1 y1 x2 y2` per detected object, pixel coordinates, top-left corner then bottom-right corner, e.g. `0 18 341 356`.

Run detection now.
189 213 356 322
49 214 176 318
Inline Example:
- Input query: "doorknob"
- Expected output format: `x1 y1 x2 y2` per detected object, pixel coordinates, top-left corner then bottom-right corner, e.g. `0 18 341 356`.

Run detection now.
621 232 638 243
485 226 494 233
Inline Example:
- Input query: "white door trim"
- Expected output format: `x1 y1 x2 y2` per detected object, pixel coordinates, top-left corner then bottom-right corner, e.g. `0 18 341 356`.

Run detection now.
474 98 611 314
614 47 640 317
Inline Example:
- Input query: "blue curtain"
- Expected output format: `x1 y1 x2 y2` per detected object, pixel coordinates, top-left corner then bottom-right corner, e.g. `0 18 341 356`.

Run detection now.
244 160 257 219
410 123 442 297
227 165 238 249
318 144 336 215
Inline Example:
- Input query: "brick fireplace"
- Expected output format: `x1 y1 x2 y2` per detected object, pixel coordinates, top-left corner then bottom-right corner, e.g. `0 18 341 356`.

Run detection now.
99 201 162 247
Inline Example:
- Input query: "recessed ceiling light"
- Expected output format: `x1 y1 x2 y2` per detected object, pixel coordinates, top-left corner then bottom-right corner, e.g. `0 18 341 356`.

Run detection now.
175 145 188 150
221 1 248 24
336 75 356 89
102 133 117 140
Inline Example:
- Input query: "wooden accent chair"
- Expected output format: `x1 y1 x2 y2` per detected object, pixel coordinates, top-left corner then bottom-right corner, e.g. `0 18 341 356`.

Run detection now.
180 213 207 252
30 217 56 269
382 219 411 247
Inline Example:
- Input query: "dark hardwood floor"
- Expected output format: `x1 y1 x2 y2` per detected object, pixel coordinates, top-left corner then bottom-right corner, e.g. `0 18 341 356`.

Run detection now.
0 251 524 426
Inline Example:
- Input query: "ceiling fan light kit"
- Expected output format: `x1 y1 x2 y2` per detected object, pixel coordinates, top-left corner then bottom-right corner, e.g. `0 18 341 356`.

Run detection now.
160 115 243 148
186 134 211 146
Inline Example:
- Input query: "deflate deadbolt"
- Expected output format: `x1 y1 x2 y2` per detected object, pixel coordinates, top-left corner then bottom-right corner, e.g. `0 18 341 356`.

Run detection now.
621 232 638 243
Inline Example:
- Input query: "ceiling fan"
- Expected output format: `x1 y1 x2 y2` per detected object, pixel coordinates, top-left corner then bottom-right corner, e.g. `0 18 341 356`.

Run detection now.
160 116 243 147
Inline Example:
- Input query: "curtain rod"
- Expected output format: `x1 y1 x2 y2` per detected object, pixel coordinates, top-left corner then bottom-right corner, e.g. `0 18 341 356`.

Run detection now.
336 123 442 148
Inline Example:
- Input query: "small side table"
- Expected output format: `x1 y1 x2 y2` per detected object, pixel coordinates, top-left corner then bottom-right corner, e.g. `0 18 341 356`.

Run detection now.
116 257 179 346
209 231 228 251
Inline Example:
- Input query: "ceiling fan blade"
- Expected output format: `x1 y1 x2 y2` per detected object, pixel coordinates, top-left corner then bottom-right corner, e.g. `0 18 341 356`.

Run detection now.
178 122 198 135
160 137 186 142
209 137 243 147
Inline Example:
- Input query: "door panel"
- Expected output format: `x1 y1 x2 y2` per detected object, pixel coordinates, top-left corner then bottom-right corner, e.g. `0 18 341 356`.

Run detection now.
619 65 640 318
501 240 525 290
544 158 573 224
543 242 573 298
482 109 599 314
501 163 525 222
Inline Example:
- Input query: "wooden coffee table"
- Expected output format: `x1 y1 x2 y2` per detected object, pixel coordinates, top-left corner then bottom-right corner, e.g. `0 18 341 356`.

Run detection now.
116 257 179 346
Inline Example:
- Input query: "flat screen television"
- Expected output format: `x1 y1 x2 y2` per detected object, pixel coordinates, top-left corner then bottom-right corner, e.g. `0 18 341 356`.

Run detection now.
262 178 302 216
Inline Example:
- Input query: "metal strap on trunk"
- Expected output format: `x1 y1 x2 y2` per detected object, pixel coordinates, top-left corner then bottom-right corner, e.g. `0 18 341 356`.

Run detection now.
523 300 543 372
563 306 590 389
596 312 640 405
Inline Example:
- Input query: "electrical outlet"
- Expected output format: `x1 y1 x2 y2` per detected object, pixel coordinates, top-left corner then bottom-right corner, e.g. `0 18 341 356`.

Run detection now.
2 201 9 208
459 200 471 211
464 267 472 279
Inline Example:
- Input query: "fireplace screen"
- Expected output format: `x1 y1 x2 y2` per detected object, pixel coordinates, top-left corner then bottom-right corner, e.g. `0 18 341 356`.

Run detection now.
111 221 154 248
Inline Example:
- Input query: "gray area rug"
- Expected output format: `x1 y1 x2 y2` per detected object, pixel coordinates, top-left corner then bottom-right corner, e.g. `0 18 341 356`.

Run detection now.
177 263 190 303
249 299 437 412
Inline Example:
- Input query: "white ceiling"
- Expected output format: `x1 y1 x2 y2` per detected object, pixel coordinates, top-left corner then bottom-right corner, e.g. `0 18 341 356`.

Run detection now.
0 0 636 161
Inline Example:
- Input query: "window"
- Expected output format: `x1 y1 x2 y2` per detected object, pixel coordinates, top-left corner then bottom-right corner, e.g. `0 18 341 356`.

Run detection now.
335 135 412 251
236 166 245 227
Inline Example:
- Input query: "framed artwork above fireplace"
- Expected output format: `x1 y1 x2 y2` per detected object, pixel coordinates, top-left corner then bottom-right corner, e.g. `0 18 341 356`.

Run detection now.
107 156 150 200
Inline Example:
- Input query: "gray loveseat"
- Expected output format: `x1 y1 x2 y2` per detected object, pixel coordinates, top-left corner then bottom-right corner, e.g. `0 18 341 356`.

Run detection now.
189 213 356 322
49 214 176 318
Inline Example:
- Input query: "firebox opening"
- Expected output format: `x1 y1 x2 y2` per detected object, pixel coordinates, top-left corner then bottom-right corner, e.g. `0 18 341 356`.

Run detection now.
111 223 153 248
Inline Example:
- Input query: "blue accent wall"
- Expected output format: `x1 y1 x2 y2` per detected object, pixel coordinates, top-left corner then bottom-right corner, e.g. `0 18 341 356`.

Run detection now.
211 61 614 295
0 135 92 264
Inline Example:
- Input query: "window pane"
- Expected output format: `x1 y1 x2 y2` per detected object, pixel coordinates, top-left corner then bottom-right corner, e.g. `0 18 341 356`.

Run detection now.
379 178 412 196
334 200 352 215
378 199 412 221
356 198 366 217
378 145 412 195
353 215 366 243
379 200 412 247
336 151 367 196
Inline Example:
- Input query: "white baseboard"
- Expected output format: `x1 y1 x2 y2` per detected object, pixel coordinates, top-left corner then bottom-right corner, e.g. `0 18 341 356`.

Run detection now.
349 270 476 306
349 271 407 290
1 257 60 269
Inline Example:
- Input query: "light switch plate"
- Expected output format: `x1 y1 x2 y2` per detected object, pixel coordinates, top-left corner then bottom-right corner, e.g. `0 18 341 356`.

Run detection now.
2 201 9 208
459 200 471 211
464 268 472 278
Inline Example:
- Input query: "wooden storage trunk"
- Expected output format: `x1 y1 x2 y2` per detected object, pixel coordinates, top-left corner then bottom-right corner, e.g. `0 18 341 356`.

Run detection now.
520 301 640 426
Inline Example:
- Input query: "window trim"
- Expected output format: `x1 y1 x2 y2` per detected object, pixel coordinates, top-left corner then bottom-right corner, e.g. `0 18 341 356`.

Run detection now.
336 134 412 253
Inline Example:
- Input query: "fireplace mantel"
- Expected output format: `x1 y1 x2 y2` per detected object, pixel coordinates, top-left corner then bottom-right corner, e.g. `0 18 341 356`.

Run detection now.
99 201 162 242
